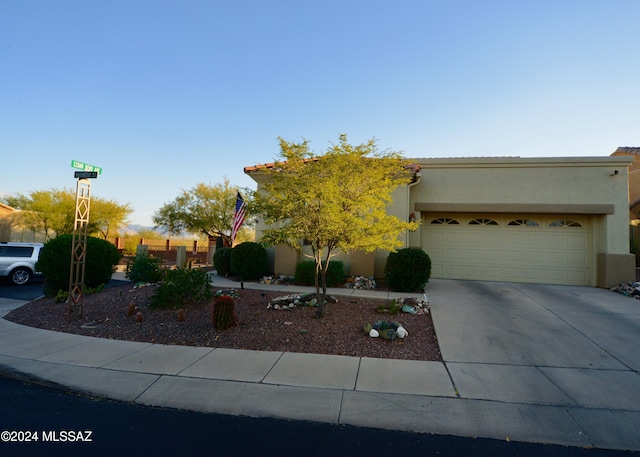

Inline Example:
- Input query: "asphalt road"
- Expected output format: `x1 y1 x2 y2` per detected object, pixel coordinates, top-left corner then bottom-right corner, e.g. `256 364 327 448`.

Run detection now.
0 278 129 301
0 278 45 301
1 375 638 456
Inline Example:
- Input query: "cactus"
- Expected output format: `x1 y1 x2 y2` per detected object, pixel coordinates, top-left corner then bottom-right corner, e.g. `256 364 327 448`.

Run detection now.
212 295 237 330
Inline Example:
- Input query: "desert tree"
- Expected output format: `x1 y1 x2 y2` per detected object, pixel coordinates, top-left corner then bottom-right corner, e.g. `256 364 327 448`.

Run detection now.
152 179 253 246
2 189 131 240
251 134 418 317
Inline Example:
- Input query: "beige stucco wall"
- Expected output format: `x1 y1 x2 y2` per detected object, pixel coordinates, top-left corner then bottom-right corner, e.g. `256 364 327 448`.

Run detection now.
407 156 634 287
247 155 635 287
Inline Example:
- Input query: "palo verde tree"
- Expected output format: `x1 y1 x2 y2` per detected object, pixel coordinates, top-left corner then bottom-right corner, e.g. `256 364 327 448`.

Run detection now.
1 189 131 240
152 179 253 245
251 134 418 317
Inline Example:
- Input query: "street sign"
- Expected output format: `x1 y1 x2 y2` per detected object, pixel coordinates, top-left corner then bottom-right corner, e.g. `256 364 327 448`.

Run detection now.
74 171 98 179
71 160 102 174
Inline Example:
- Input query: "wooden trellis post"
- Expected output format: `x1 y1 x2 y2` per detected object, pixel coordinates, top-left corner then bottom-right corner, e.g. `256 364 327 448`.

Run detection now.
68 169 98 320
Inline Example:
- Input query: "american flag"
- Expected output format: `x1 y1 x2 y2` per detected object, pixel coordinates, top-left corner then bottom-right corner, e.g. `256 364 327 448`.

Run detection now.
231 192 247 243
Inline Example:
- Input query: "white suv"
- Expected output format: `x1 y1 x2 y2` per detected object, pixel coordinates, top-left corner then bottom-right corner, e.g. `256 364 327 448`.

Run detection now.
0 242 44 285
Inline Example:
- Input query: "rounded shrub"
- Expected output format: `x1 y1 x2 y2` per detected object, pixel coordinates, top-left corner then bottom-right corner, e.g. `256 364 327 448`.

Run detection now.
150 267 212 309
37 234 122 296
125 253 164 283
384 248 431 292
213 247 232 277
230 242 268 280
293 260 345 287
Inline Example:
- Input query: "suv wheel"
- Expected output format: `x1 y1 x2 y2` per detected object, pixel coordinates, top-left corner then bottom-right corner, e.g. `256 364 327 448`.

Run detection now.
10 267 32 285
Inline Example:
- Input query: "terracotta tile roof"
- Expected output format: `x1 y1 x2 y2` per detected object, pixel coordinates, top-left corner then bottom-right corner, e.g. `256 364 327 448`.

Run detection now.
244 160 421 174
612 146 640 155
243 162 277 174
0 202 15 212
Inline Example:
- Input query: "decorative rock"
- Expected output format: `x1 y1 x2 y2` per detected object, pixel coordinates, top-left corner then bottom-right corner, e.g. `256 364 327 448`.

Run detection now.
268 293 338 309
260 275 293 285
380 328 397 340
611 281 640 299
215 289 240 299
344 276 377 290
397 297 430 314
401 304 417 314
396 326 408 338
369 328 380 338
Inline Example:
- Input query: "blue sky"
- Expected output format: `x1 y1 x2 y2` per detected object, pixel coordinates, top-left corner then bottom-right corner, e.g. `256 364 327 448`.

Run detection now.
2 1 639 226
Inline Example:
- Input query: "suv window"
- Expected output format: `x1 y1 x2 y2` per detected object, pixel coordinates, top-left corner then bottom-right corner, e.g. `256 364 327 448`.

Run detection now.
0 246 35 258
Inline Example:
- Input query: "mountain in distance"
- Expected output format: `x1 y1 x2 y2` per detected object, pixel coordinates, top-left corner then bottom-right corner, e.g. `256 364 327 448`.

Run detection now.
119 225 192 238
119 224 164 236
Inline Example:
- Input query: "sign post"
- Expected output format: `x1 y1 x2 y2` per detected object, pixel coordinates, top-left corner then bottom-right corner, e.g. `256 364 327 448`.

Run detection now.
68 161 100 320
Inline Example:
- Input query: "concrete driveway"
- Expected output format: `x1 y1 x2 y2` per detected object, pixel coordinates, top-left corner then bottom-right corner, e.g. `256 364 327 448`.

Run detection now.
428 279 640 369
428 279 640 415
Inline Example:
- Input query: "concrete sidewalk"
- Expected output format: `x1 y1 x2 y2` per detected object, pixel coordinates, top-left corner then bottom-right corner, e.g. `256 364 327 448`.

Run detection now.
1 275 639 452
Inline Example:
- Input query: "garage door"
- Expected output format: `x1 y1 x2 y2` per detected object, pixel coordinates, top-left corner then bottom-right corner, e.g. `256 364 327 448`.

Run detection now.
424 214 593 286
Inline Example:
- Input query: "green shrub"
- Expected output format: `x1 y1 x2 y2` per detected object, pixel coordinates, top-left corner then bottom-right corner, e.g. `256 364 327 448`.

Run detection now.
293 260 345 287
150 267 212 309
126 254 164 283
230 242 268 280
213 247 232 277
37 234 121 297
384 248 431 292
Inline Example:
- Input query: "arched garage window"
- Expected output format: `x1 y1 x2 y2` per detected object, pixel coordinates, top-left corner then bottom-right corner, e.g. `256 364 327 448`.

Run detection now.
508 219 540 227
549 220 582 227
469 218 498 226
430 218 460 225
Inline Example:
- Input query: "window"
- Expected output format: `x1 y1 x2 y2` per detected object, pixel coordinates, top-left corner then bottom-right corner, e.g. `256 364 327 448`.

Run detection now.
0 246 34 257
469 218 498 226
430 218 459 225
549 220 582 228
508 219 539 227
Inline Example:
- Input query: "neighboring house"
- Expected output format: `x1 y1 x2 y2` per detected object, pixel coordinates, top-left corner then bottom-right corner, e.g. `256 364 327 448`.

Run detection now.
0 203 45 243
611 146 640 222
245 155 635 288
0 202 14 241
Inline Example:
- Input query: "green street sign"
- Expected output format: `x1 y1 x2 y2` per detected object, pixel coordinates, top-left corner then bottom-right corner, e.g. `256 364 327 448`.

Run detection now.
71 160 102 174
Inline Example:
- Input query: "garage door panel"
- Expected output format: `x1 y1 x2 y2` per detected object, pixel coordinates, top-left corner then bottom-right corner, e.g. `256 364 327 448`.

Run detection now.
568 252 587 264
482 267 502 279
445 232 464 244
567 270 588 283
503 268 524 281
524 250 546 263
424 214 592 286
545 251 567 265
447 248 465 261
463 266 482 278
545 234 567 248
567 234 588 248
445 265 463 276
484 250 502 262
504 251 524 262
465 249 483 261
523 268 548 281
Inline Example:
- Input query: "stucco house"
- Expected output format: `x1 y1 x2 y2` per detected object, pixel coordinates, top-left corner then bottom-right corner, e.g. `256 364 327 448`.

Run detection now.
0 202 15 241
245 154 635 288
611 147 640 222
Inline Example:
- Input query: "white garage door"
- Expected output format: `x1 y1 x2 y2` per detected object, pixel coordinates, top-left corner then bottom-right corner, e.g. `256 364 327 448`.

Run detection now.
424 214 593 286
